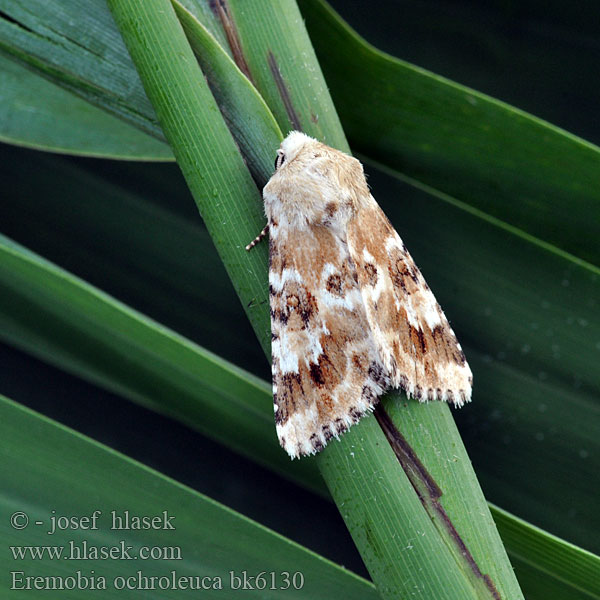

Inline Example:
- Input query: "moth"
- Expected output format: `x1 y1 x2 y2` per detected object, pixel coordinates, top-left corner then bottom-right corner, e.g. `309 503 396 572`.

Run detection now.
247 131 472 459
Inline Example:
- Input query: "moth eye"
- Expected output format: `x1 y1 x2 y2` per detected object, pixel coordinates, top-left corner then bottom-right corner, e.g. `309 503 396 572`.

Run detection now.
274 151 285 171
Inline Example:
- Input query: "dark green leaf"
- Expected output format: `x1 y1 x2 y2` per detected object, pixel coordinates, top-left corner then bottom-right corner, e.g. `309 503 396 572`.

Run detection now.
299 0 600 265
0 394 378 599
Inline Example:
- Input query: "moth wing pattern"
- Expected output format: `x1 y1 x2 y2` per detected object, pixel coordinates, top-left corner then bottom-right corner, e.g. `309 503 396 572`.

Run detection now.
269 222 389 458
259 130 472 459
346 197 473 405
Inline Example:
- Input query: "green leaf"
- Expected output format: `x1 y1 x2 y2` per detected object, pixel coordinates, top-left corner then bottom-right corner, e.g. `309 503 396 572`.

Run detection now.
0 232 319 495
172 0 283 184
0 394 378 599
299 0 600 265
211 0 347 152
491 504 600 600
0 143 260 374
0 0 163 139
0 52 171 158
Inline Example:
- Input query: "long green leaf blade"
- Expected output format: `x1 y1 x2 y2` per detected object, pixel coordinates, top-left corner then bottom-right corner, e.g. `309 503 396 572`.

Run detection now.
0 233 319 494
0 143 260 372
0 0 162 138
0 394 378 599
492 505 600 600
0 52 171 158
172 0 282 184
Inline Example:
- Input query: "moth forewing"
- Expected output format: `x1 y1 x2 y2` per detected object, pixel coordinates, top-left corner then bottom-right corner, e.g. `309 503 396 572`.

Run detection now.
250 131 472 458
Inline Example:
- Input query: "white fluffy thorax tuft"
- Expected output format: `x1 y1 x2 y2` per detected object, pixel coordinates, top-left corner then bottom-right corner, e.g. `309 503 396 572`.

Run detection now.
279 130 316 163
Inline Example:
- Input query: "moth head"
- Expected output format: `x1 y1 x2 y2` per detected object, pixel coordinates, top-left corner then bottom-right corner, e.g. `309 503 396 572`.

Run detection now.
274 131 317 172
264 131 369 228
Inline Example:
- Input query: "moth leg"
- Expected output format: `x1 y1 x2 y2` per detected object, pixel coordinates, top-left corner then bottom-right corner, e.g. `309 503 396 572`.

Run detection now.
245 223 269 251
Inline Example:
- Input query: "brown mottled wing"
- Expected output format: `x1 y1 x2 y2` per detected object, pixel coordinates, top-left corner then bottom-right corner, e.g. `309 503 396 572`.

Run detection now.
269 222 388 458
346 196 472 405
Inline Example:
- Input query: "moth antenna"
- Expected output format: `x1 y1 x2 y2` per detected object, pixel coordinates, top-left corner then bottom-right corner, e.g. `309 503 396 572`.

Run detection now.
245 224 269 251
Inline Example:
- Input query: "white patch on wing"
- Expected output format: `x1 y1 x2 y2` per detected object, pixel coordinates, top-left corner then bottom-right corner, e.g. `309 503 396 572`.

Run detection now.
368 263 387 303
423 302 443 330
385 235 401 253
404 304 420 328
267 219 280 240
412 288 443 330
322 286 363 310
273 333 299 373
305 332 324 364
276 407 320 458
269 267 303 292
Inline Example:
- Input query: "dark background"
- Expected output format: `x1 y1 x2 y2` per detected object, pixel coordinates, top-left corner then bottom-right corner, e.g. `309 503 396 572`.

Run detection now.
328 0 600 146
